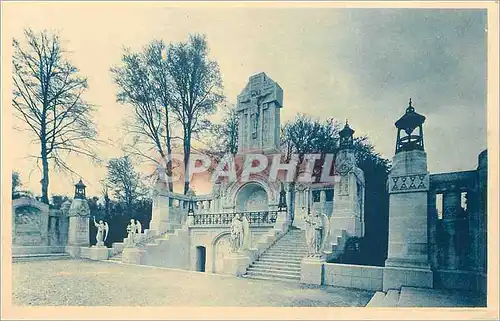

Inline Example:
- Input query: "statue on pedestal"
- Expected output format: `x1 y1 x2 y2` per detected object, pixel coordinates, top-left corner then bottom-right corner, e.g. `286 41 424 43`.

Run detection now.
125 219 142 247
230 213 244 253
305 209 324 257
241 214 250 251
93 217 109 247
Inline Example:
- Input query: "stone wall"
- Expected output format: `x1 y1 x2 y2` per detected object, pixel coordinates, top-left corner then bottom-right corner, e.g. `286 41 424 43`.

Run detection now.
427 150 487 294
12 198 50 246
189 226 272 273
434 269 487 294
323 263 383 291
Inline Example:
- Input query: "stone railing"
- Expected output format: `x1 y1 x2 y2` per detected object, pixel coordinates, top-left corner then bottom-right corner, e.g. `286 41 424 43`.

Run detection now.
192 211 278 226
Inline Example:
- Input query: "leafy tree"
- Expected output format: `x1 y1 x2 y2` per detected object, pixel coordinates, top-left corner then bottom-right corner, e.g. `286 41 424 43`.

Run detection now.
51 194 69 209
280 114 390 265
111 40 175 191
12 171 22 197
12 28 98 204
106 156 146 215
280 115 339 221
208 104 239 156
166 34 224 194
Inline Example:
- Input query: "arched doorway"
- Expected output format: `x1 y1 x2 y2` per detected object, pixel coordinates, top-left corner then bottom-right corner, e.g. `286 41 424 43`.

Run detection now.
195 246 206 272
213 234 231 274
236 183 268 212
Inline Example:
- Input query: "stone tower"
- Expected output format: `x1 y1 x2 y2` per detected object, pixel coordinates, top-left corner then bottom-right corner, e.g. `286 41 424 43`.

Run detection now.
330 121 365 237
383 99 433 291
236 72 283 154
65 179 91 257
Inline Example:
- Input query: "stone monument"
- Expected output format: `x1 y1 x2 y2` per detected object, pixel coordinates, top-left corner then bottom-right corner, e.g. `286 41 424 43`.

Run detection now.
383 99 433 290
65 179 90 257
329 121 365 238
236 72 283 153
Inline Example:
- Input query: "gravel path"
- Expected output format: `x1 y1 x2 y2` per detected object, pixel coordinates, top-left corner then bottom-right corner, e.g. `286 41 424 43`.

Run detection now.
12 259 373 306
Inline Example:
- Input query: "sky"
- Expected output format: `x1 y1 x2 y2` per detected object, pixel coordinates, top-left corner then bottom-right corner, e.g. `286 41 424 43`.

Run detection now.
3 3 488 198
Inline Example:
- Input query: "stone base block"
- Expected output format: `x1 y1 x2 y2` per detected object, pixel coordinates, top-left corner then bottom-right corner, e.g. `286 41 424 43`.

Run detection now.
383 266 433 291
80 246 109 260
65 245 84 258
330 214 362 237
300 256 325 285
223 253 250 276
122 248 146 265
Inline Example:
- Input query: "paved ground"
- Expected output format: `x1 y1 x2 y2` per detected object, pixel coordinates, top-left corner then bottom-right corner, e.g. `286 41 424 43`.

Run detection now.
12 259 374 307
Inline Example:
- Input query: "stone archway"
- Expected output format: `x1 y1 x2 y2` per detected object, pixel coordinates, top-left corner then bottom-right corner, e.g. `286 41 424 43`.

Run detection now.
213 233 231 274
235 183 269 212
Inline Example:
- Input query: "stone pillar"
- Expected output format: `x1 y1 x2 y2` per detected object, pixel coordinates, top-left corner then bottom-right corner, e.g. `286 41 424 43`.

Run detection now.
441 189 461 269
384 150 433 291
330 149 365 238
150 193 170 234
65 198 90 257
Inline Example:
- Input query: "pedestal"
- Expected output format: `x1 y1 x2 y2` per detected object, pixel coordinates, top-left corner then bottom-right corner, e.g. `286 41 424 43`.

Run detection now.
222 253 251 276
122 247 146 265
150 194 170 234
67 216 90 246
300 256 325 285
80 246 110 260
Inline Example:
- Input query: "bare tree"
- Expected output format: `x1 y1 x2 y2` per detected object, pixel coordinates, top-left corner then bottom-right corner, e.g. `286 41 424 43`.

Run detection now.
166 34 224 194
12 28 97 204
111 40 175 192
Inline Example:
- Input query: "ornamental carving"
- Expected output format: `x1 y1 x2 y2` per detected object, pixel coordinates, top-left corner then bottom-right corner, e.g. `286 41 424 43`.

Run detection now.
335 150 355 176
68 200 91 217
390 174 429 193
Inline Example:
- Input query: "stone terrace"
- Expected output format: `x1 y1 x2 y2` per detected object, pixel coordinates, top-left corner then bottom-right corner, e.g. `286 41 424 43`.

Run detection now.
12 260 373 306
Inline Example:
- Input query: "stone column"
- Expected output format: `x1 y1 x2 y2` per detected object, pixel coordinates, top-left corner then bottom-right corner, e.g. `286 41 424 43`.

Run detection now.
65 198 90 258
441 189 461 270
330 150 364 238
384 150 433 291
150 193 170 234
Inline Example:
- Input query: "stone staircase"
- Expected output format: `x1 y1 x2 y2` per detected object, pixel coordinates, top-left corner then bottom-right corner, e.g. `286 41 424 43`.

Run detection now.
244 228 307 282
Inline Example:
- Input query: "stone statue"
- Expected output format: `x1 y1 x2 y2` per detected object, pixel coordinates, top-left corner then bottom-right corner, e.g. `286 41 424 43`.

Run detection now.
230 213 244 253
241 214 250 251
93 216 109 247
125 219 142 247
305 209 324 257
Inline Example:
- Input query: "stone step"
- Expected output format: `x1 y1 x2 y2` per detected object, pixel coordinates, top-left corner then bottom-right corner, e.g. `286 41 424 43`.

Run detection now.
258 258 304 265
248 265 301 274
241 274 300 283
260 256 306 262
245 270 301 281
260 253 306 260
12 253 71 262
266 248 308 254
366 292 387 307
272 245 306 249
383 290 401 307
109 254 122 261
252 260 301 268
